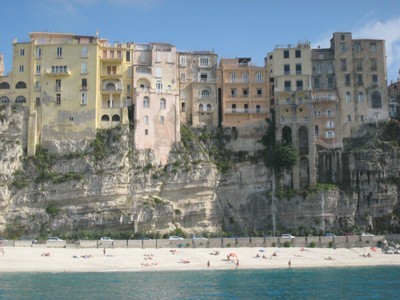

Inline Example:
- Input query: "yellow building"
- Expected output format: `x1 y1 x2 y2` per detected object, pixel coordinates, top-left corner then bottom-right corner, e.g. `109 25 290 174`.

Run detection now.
218 58 270 127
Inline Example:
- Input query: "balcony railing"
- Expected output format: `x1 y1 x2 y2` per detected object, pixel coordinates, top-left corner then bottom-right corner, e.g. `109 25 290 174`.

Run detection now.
224 108 268 114
193 78 217 84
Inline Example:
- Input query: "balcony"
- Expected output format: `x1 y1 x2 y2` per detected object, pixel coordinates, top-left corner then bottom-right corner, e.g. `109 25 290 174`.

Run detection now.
193 77 217 84
46 67 70 76
224 108 268 114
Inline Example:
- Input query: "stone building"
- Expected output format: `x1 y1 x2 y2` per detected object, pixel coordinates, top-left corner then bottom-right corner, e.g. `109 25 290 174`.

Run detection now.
330 32 389 138
266 42 317 189
132 43 180 164
0 53 4 76
177 51 218 127
387 70 400 118
218 58 270 127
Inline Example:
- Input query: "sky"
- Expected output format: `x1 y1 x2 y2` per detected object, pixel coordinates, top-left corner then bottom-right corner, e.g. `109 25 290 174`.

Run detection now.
1 0 400 82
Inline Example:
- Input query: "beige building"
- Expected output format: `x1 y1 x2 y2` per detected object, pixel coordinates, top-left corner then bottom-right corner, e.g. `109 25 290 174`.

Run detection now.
132 43 180 164
267 42 316 189
330 33 388 138
218 58 269 127
0 53 4 76
177 51 218 127
311 48 341 149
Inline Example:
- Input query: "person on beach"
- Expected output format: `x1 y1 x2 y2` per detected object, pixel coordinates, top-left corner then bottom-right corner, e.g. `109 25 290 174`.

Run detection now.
207 260 210 268
103 248 106 256
1 248 4 256
288 260 291 268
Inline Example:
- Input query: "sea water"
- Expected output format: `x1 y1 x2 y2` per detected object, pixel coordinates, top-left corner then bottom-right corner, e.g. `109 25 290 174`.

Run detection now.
0 266 399 299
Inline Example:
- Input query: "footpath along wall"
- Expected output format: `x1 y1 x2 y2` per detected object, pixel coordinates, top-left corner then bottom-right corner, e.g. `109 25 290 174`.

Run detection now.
5 235 388 249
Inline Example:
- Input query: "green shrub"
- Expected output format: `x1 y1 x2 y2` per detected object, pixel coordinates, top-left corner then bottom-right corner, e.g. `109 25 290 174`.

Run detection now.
328 241 334 248
309 241 316 248
283 241 291 248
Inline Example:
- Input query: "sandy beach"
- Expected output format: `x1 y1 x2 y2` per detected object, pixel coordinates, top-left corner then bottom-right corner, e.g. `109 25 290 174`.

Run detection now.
0 246 399 273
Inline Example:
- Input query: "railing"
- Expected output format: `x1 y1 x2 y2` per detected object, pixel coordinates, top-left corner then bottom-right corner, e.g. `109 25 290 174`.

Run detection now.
225 79 265 84
224 108 268 114
193 78 217 84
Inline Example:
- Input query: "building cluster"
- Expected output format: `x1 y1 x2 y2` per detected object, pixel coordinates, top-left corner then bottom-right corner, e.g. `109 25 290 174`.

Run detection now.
0 32 394 186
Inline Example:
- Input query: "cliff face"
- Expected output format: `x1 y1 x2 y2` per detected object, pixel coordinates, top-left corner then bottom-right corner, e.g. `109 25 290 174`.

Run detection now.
0 109 399 237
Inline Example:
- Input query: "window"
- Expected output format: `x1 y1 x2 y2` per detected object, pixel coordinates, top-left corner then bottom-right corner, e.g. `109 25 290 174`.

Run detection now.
167 52 173 63
360 115 364 122
295 49 301 58
326 131 334 138
284 64 290 75
231 88 237 97
56 47 62 58
358 92 364 102
298 97 303 105
296 64 302 74
55 79 61 91
159 116 164 124
81 79 87 90
199 57 209 67
243 88 248 97
56 94 61 105
345 74 351 86
199 104 204 112
340 43 346 52
284 81 291 91
256 105 261 113
242 72 249 83
256 89 263 97
230 72 236 83
370 58 377 71
243 104 248 113
328 77 334 89
81 93 87 105
155 51 161 62
36 65 41 75
357 74 363 86
314 78 320 89
144 115 149 125
36 97 40 106
327 121 334 128
127 84 131 94
34 81 40 91
296 80 303 91
15 81 26 89
126 51 130 62
160 98 166 109
19 49 25 56
316 63 322 74
286 98 291 105
355 59 362 71
0 96 10 103
256 72 263 83
180 56 187 66
206 104 212 111
341 34 345 41
371 91 382 108
81 46 88 57
348 115 351 122
370 43 377 53
143 97 150 108
231 104 236 113
36 48 42 58
101 115 110 122
145 129 148 135
15 96 26 103
181 101 186 112
283 50 289 58
327 62 333 74
372 74 378 84
344 92 350 103
19 65 24 72
107 66 117 75
201 90 210 99
81 63 87 74
354 42 361 52
180 73 186 82
156 81 163 92
200 73 208 82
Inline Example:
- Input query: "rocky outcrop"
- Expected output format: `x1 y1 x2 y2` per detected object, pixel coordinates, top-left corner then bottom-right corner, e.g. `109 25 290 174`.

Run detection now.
0 110 399 237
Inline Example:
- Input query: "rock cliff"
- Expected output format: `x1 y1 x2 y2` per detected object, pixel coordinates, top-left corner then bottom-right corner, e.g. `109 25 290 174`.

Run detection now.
0 107 399 238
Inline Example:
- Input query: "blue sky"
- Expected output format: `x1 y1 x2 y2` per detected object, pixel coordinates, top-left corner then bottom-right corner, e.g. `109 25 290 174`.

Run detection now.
1 0 400 82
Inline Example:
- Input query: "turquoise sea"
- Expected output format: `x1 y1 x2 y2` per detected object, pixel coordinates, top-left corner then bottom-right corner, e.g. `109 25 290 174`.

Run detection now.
0 266 399 299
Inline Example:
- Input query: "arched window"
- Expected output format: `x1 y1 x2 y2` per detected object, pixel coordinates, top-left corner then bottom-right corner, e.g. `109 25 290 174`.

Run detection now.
207 104 212 111
160 98 166 109
327 121 334 128
15 81 27 89
15 96 26 103
282 126 292 144
101 115 110 121
0 82 10 89
199 104 204 112
358 91 364 102
298 126 308 155
105 82 116 91
112 114 120 121
201 90 210 99
346 91 351 102
371 91 382 108
326 110 332 117
0 96 10 103
143 96 150 108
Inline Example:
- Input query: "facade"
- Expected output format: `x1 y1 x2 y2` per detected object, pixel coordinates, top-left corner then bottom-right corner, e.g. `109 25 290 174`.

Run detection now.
311 48 341 149
177 51 218 127
267 42 316 189
132 43 180 164
218 58 269 127
330 33 389 138
387 71 400 118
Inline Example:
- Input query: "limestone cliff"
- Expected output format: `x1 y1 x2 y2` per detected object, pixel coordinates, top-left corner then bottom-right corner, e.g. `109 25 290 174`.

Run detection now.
1 107 399 238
